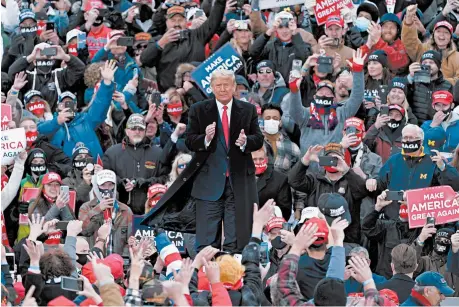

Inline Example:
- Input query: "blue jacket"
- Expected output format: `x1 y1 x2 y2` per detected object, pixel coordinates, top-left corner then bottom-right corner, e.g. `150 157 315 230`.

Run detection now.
421 111 459 155
37 81 115 159
345 273 387 294
401 295 423 306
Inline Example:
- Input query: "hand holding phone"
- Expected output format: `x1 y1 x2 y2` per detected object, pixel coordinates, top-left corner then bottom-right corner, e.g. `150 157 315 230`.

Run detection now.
385 190 404 201
61 277 84 292
319 156 338 167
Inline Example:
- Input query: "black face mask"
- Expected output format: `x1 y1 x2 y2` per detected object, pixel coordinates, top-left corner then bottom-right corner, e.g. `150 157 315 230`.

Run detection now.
139 4 153 22
35 59 55 75
30 163 47 176
314 96 334 108
402 140 421 153
433 242 450 255
387 119 401 130
99 188 114 199
76 253 89 266
442 109 452 121
73 160 88 171
93 16 104 26
20 26 37 37
271 236 287 250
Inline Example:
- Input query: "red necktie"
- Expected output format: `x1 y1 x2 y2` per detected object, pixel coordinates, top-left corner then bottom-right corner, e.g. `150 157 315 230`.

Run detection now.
222 106 229 147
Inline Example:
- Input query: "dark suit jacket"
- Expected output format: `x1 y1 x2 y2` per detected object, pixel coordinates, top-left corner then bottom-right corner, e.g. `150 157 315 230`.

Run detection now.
257 165 292 220
377 273 415 304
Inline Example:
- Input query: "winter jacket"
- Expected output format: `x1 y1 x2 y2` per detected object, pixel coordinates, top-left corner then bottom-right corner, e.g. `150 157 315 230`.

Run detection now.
37 81 115 160
79 198 133 257
288 162 369 244
401 19 459 86
448 249 459 277
362 209 421 279
407 72 453 125
345 26 369 50
1 35 38 72
19 174 43 200
376 273 415 303
421 110 459 155
102 137 170 214
31 135 72 178
289 71 364 154
8 55 86 110
346 273 387 294
249 32 311 83
360 38 410 75
364 124 404 163
1 159 24 211
140 0 226 92
62 169 92 217
31 195 74 222
257 165 292 220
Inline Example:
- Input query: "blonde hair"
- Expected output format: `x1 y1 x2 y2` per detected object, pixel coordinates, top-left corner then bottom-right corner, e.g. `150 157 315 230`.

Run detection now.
84 63 104 87
166 153 192 187
387 95 410 124
164 88 188 113
210 69 236 84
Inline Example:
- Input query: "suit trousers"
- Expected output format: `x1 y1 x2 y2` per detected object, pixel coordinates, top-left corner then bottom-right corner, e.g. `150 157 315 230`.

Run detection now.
195 177 237 253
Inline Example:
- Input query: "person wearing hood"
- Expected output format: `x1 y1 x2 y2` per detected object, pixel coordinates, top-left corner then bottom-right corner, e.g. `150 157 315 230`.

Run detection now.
421 91 459 155
407 50 453 125
8 42 86 110
22 90 54 122
360 13 410 75
132 32 157 85
102 114 174 215
92 30 147 111
19 148 48 200
402 7 459 86
37 60 116 160
79 169 133 257
249 10 311 83
366 124 459 220
345 1 380 49
62 143 94 216
412 225 458 296
288 50 365 154
125 3 155 35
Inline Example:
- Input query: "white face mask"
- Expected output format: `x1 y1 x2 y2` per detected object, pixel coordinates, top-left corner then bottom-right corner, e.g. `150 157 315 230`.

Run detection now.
264 119 280 135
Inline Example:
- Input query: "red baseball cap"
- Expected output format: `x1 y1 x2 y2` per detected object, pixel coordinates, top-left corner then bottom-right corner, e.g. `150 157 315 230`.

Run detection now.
432 90 453 106
42 172 62 185
304 217 329 245
266 217 286 232
147 184 167 199
388 104 406 117
434 21 453 34
344 117 365 131
326 15 344 28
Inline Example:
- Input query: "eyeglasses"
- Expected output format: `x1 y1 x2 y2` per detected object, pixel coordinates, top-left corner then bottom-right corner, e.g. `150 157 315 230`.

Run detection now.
178 163 187 169
258 69 273 75
129 127 145 132
136 44 148 50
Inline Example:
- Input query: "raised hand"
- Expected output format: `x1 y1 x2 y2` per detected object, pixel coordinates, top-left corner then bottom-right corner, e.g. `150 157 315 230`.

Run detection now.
173 123 187 138
67 220 83 237
347 48 367 68
290 222 319 256
12 71 28 91
375 190 392 211
28 214 45 240
205 122 216 143
100 60 118 84
404 4 418 25
253 199 276 229
203 259 220 284
192 246 219 269
235 129 247 147
329 217 349 246
302 145 324 165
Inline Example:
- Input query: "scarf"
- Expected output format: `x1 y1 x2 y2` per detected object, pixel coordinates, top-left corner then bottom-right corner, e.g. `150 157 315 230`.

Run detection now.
307 103 338 130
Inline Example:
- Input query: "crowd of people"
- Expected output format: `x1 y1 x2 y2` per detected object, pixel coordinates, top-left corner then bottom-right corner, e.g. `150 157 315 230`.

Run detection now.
1 0 459 304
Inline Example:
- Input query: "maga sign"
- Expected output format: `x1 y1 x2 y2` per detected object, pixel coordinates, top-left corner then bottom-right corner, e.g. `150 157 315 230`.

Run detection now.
1 104 12 131
314 0 354 25
1 128 26 165
406 185 459 228
132 215 185 253
191 43 243 97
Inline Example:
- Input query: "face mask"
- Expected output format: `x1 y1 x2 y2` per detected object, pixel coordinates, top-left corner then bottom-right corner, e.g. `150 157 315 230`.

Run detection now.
73 159 88 171
387 119 401 130
76 253 89 266
26 100 46 116
402 140 421 154
255 158 268 175
264 119 280 135
20 26 38 37
271 236 287 249
324 166 339 173
166 102 183 117
35 59 55 75
68 43 78 56
433 241 450 255
314 96 334 108
99 188 114 199
442 108 452 121
26 131 38 148
30 163 47 176
355 16 370 32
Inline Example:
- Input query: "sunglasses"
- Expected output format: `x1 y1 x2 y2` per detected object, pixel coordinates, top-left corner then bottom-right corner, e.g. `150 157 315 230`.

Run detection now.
130 127 145 132
178 163 187 169
258 69 273 75
136 44 148 50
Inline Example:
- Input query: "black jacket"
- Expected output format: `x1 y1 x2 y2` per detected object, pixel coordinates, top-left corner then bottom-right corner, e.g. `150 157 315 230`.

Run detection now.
31 136 72 178
1 34 38 72
288 162 368 244
345 27 368 50
102 137 171 214
257 165 292 220
140 0 226 92
376 274 415 303
408 72 453 125
249 33 312 83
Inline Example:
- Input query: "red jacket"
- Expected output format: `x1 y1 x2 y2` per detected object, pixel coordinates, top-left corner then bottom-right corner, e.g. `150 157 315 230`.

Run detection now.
360 38 410 73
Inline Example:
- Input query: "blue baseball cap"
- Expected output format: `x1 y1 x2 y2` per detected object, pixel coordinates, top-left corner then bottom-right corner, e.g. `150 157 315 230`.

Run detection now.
423 127 446 154
415 272 454 296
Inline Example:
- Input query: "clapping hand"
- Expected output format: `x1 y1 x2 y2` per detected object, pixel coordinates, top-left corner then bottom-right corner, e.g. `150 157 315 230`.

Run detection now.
205 122 216 143
192 246 219 269
235 129 247 147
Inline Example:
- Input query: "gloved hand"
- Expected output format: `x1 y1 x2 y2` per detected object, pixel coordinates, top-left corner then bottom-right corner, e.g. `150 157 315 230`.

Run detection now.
18 201 30 214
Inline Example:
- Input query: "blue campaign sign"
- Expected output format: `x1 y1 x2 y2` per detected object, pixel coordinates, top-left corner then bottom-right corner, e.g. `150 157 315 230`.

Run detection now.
191 43 243 97
132 215 185 253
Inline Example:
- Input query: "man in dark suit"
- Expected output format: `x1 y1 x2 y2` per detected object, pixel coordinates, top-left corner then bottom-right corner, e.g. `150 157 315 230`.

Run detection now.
185 69 264 253
252 145 292 220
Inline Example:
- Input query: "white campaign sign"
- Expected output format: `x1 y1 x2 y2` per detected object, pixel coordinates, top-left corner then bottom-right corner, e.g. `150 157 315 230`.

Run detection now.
1 128 26 165
259 0 304 10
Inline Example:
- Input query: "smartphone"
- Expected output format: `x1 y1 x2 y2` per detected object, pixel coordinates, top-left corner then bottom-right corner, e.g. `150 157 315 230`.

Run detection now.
5 253 15 273
236 0 244 8
64 101 76 116
151 92 161 106
292 59 303 78
239 90 249 102
46 21 55 31
426 217 436 225
56 221 69 230
40 47 57 56
431 151 438 158
259 242 269 266
378 85 388 104
332 38 340 47
386 190 404 201
346 126 357 135
117 37 134 47
60 185 70 198
195 9 204 17
319 156 338 167
282 222 290 231
77 32 87 50
380 105 389 116
97 8 108 16
61 277 84 292
178 30 187 40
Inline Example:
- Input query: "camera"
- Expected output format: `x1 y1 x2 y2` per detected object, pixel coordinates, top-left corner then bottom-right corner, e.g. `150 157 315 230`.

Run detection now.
178 30 188 40
414 65 431 83
40 47 57 57
280 18 290 27
317 56 333 74
117 36 134 47
234 20 248 30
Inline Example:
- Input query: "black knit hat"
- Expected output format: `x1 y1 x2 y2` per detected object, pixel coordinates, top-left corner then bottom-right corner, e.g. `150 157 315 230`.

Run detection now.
357 1 380 22
314 278 346 306
368 50 388 67
421 50 442 69
389 77 407 95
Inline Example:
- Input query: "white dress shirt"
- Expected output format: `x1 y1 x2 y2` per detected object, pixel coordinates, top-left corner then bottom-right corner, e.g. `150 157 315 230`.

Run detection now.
205 99 233 148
